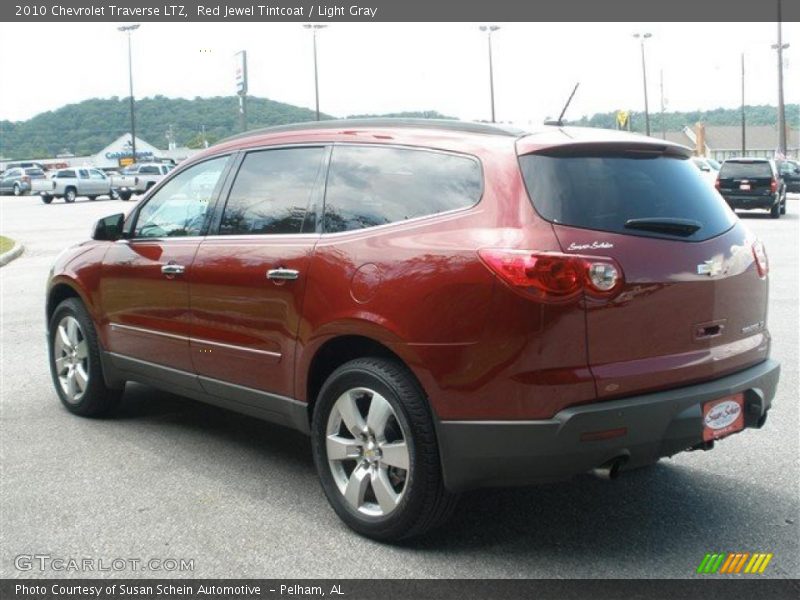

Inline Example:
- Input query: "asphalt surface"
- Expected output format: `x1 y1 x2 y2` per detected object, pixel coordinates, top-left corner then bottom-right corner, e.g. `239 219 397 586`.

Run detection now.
0 192 798 579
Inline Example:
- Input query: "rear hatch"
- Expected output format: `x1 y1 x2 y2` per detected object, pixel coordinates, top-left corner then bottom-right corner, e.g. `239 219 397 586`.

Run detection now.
518 139 770 399
718 160 775 198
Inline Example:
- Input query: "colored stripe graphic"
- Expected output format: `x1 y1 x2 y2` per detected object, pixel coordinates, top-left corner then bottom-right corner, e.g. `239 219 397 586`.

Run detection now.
699 552 772 574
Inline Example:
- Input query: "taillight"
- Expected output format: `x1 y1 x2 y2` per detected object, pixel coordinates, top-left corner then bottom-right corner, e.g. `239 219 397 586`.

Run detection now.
478 249 623 302
770 179 778 193
22 176 30 184
714 177 721 190
752 240 768 278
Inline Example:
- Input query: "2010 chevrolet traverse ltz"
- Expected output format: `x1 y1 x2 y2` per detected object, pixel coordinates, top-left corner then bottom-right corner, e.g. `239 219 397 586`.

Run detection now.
46 120 780 540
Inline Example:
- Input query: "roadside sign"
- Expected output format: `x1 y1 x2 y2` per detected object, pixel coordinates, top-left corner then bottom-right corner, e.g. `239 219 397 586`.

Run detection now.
616 110 629 129
235 50 248 96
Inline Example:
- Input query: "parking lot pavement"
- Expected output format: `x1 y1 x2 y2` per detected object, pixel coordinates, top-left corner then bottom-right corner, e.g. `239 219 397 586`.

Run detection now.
0 193 797 579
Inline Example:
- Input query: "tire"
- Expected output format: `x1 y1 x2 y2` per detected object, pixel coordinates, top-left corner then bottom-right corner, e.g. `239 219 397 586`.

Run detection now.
311 357 458 541
781 193 787 215
13 183 21 196
64 187 77 203
41 194 53 204
770 201 780 219
87 196 97 202
48 298 122 417
120 192 132 201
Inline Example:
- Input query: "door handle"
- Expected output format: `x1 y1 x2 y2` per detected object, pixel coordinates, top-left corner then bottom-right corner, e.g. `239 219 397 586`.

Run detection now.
267 268 299 281
161 263 186 276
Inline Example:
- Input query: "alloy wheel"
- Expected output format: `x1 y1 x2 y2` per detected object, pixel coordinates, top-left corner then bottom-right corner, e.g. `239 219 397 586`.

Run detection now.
326 387 410 517
53 315 89 404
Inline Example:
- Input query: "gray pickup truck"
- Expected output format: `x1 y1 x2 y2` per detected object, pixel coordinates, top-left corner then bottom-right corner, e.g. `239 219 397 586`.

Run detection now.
32 167 122 203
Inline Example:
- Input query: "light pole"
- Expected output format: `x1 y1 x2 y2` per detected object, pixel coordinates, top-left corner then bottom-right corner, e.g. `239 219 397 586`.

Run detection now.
633 32 652 136
303 24 327 121
118 24 140 163
772 0 789 157
479 25 500 123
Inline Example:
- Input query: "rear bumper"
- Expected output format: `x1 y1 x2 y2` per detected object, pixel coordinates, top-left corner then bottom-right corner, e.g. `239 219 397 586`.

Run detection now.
722 193 778 210
438 359 780 492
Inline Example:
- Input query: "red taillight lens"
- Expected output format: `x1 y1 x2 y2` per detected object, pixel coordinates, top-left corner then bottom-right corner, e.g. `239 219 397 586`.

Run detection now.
714 177 721 190
770 179 778 193
752 240 768 278
478 249 623 301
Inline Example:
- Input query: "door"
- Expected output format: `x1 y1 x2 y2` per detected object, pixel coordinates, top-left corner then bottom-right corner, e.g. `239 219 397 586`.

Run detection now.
99 155 231 377
519 147 769 400
88 169 110 196
0 168 19 192
189 146 327 398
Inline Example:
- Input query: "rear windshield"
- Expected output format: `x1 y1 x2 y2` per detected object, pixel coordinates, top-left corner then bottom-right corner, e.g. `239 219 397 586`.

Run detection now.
519 152 736 242
720 161 772 179
25 168 44 176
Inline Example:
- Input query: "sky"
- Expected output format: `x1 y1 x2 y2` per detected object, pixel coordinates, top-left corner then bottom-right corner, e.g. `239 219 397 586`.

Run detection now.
0 21 797 126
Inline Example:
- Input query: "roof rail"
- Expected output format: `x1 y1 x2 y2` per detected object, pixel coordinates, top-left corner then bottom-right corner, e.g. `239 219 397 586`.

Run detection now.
218 118 528 144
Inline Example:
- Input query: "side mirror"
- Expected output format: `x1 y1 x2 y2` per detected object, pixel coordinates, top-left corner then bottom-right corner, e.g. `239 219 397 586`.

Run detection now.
92 213 125 241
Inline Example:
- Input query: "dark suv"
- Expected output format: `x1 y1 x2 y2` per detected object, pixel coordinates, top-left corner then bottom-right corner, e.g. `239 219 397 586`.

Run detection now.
46 120 780 540
716 158 787 218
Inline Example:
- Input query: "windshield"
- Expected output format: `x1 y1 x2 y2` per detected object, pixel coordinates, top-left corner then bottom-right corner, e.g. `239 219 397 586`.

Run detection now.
519 151 737 242
720 161 772 179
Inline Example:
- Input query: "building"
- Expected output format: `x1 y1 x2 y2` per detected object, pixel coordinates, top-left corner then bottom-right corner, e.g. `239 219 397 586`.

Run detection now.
664 124 800 161
0 134 198 172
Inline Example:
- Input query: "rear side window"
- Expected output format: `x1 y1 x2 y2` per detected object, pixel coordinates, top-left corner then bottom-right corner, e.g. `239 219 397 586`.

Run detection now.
323 146 482 233
25 168 44 176
140 165 160 174
220 147 325 235
58 170 76 178
720 161 773 179
519 152 736 242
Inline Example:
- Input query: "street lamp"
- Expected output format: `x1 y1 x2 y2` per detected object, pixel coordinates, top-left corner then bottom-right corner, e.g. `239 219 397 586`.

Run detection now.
118 24 140 164
479 25 500 123
633 32 652 137
303 24 327 121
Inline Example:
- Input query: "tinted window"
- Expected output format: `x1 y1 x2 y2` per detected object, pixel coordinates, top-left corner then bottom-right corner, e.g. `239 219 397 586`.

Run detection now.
323 146 482 233
58 170 76 178
25 168 44 176
720 161 772 179
220 147 325 235
134 156 229 238
140 165 160 174
519 152 736 242
78 169 89 178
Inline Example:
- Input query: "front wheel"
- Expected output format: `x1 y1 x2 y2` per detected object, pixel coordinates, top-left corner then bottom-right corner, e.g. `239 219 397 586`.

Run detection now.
13 183 21 196
311 357 458 541
48 298 122 417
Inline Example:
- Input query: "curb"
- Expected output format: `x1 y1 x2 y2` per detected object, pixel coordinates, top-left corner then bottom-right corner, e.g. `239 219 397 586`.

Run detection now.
0 241 24 267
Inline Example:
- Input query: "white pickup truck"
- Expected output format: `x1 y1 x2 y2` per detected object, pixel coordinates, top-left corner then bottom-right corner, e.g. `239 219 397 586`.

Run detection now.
32 167 126 203
112 163 174 197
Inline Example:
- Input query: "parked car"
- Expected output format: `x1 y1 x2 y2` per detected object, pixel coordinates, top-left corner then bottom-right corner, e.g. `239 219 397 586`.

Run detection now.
778 159 800 194
2 161 46 172
691 156 721 186
45 120 779 540
0 167 46 196
116 162 174 195
33 167 117 203
716 158 787 218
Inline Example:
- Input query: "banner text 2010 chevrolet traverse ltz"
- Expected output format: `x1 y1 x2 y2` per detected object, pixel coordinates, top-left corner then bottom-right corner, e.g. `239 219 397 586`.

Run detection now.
46 120 780 540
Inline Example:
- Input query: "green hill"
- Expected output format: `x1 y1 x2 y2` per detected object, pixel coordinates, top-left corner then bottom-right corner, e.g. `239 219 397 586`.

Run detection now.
0 97 458 160
567 104 800 133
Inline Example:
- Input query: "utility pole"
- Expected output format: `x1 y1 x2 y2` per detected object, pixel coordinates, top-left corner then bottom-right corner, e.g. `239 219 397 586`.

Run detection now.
633 32 652 136
479 25 501 123
772 0 789 157
741 53 747 155
118 24 140 163
234 50 248 132
303 25 327 121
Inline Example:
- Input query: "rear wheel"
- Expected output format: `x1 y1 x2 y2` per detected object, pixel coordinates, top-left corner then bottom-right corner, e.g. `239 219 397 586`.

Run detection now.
48 298 122 417
770 201 780 219
41 194 53 204
780 193 787 214
87 195 97 202
311 357 458 541
64 188 77 203
120 192 132 201
13 183 21 196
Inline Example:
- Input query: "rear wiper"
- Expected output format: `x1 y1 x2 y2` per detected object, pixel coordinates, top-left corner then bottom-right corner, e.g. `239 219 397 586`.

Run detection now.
624 217 702 236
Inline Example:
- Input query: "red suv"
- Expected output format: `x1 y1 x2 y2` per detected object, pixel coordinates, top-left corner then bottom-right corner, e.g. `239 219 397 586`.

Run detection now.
46 120 780 540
